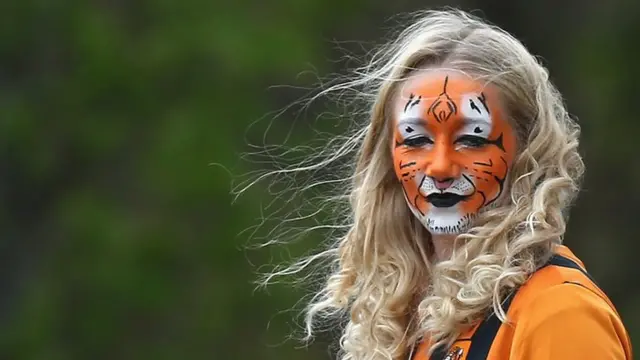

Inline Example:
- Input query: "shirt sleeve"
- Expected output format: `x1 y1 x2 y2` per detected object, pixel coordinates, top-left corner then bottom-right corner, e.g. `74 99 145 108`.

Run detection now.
510 282 630 359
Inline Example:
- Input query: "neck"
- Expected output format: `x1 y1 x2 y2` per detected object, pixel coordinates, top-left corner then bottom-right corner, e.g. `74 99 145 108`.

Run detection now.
431 234 456 262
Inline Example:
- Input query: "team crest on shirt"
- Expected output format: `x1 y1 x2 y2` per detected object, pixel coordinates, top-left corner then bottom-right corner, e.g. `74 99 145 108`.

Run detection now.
444 346 464 360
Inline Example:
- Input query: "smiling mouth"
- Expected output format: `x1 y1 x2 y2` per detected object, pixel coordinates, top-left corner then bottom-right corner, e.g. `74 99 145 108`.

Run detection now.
426 193 470 208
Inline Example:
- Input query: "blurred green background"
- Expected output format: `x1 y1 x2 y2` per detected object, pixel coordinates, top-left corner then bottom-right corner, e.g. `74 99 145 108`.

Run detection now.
1 0 638 359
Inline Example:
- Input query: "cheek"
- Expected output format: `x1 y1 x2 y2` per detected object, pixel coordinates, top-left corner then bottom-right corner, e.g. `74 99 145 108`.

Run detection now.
461 146 509 177
392 148 427 181
458 147 511 211
392 149 431 214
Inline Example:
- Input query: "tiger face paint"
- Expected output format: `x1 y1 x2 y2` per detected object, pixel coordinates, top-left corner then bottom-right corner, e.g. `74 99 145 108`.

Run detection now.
391 71 517 234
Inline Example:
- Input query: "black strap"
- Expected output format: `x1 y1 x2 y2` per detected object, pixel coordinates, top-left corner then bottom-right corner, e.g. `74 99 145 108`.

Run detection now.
464 292 516 360
430 344 448 360
430 254 593 360
547 254 598 286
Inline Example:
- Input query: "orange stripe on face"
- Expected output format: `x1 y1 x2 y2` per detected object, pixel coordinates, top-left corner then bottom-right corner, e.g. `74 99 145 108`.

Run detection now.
391 71 516 234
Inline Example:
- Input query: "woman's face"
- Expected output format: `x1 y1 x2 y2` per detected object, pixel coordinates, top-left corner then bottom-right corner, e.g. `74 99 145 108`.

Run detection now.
391 71 517 235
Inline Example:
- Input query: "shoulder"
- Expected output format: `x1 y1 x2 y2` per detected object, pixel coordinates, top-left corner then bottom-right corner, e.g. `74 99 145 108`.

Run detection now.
508 271 632 359
511 251 624 341
517 280 615 329
510 248 614 320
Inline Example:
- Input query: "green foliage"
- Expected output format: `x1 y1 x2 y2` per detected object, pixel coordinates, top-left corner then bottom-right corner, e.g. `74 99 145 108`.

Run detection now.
0 1 637 359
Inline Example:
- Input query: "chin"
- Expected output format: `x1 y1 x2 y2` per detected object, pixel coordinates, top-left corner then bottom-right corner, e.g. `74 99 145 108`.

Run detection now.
420 205 476 235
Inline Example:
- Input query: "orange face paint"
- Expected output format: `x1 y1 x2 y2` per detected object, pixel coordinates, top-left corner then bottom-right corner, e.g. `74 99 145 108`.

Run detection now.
391 71 517 234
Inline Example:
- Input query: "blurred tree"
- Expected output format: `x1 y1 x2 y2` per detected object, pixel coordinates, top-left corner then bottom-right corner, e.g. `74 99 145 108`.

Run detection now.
0 0 636 359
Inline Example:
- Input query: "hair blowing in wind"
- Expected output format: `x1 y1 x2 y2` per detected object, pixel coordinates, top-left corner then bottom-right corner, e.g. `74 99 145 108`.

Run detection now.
237 9 584 360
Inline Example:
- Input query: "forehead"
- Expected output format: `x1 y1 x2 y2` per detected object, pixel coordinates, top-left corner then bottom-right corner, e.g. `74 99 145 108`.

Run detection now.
398 70 489 100
393 70 507 132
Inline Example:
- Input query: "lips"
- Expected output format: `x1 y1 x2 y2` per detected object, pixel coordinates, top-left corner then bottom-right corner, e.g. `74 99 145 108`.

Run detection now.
426 193 470 208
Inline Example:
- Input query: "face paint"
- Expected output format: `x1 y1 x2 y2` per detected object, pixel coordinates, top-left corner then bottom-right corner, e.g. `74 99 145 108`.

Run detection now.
391 72 517 235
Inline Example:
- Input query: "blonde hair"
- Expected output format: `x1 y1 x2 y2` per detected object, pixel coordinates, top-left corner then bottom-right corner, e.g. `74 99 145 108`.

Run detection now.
245 8 584 360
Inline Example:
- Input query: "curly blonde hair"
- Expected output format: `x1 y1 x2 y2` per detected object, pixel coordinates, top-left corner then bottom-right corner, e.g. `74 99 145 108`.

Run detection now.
247 8 584 360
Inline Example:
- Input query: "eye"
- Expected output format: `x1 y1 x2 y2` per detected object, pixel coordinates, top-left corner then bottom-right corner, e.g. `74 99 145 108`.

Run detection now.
403 135 433 148
455 135 488 148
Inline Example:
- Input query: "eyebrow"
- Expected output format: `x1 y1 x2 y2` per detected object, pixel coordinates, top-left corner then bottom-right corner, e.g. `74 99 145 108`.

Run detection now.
396 117 426 126
397 116 490 126
462 117 491 126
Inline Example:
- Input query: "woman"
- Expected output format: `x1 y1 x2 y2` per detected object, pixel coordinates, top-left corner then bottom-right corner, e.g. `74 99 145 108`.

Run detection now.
257 9 633 360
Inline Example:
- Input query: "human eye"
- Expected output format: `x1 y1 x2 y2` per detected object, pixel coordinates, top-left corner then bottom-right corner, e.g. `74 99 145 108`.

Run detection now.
454 135 488 148
403 135 433 148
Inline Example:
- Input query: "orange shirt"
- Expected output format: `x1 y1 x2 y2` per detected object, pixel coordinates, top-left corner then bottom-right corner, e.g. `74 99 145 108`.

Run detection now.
412 245 633 360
